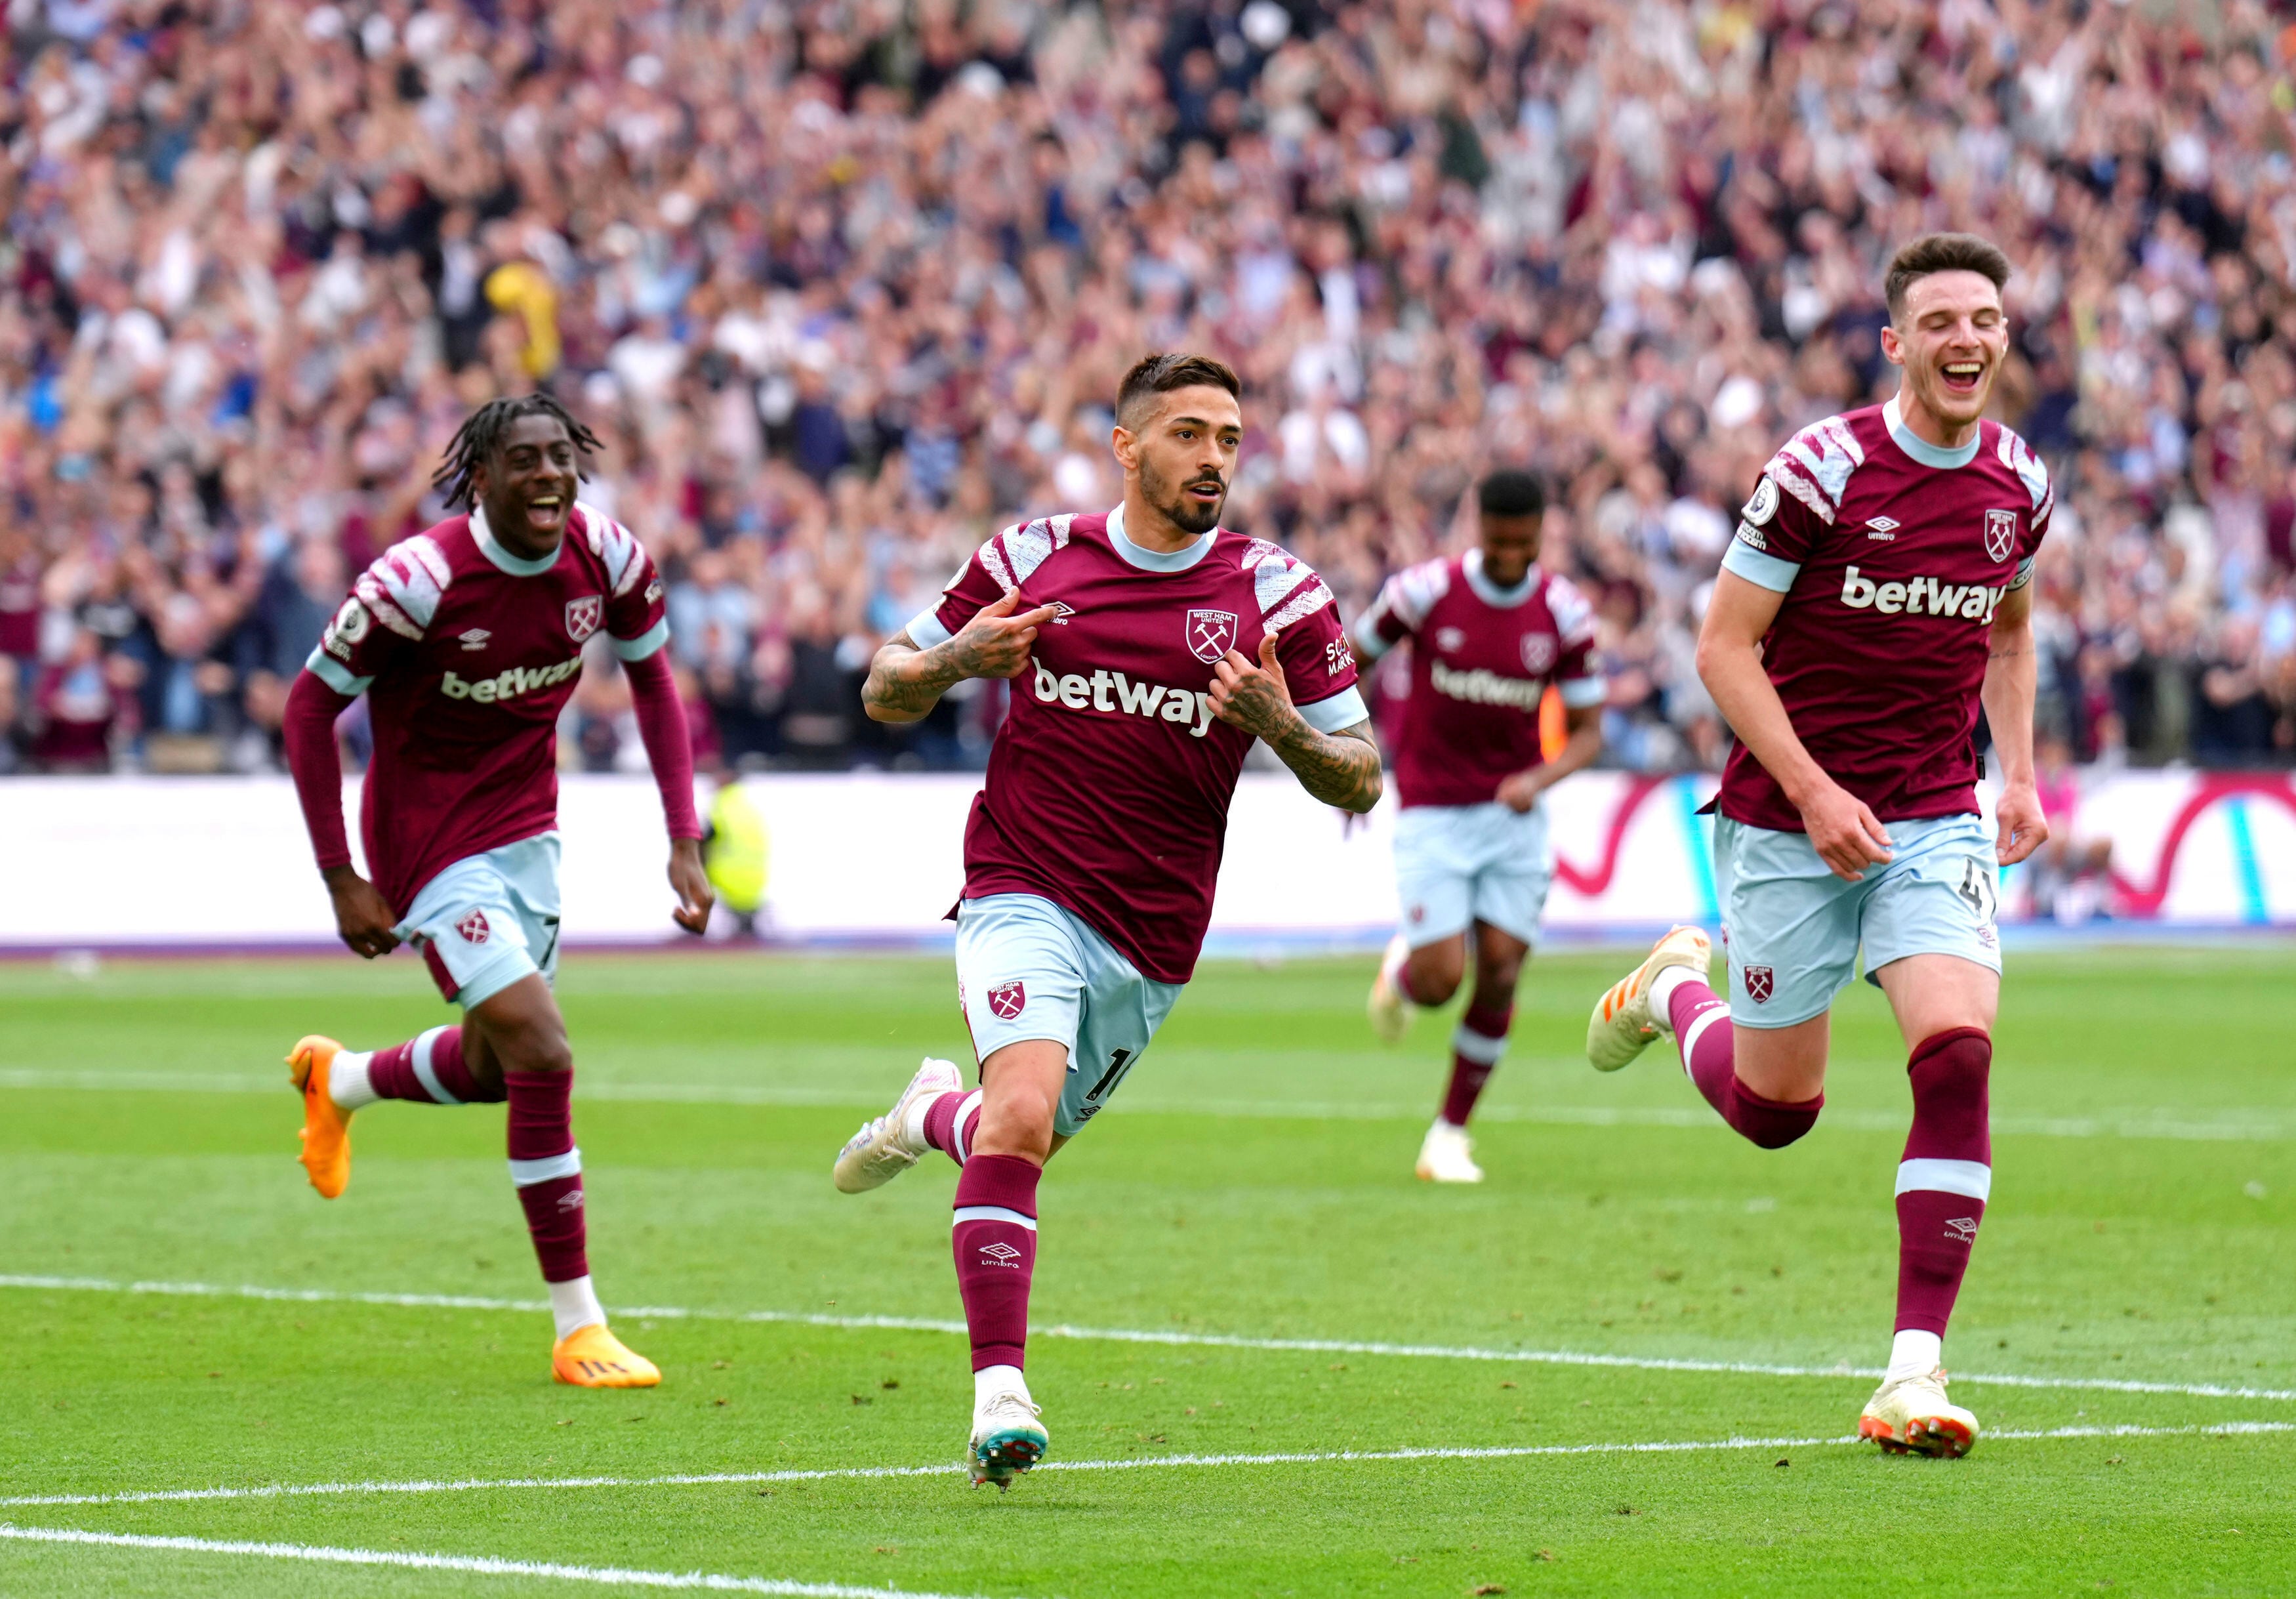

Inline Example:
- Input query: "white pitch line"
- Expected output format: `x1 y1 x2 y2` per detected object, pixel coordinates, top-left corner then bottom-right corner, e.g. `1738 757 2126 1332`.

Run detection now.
5 1273 2293 1405
7 1422 2289 1512
0 1066 2285 1142
0 1524 995 1597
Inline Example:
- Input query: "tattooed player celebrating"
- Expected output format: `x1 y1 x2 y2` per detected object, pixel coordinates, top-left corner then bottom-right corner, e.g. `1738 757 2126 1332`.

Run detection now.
1585 235 2051 1457
834 353 1382 1487
281 395 712 1389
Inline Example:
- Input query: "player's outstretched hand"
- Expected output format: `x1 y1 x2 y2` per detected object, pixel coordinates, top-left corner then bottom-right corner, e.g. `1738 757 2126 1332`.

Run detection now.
1798 781 1894 883
946 589 1061 680
1209 631 1294 739
668 836 714 935
322 867 401 960
1994 779 2049 867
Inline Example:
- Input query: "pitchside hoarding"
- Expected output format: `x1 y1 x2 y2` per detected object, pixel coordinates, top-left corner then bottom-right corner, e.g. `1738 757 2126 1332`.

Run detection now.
0 770 2291 952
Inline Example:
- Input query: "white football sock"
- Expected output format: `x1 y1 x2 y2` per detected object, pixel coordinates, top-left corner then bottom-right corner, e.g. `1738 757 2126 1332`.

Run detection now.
1886 1328 1943 1384
548 1275 607 1340
901 1090 937 1152
1646 963 1699 1026
974 1363 1029 1411
328 1050 379 1110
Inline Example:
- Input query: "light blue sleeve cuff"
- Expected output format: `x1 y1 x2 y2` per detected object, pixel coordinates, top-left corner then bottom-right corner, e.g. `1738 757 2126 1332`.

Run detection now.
304 648 373 697
1345 611 1390 662
1298 684 1370 734
608 617 672 661
905 607 953 650
1558 676 1607 709
2008 555 2036 591
1721 539 1802 593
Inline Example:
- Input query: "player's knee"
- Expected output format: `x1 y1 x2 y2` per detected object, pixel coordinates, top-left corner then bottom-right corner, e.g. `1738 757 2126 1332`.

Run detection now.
491 1016 573 1077
974 1096 1055 1163
1910 1026 1991 1098
1410 950 1465 1005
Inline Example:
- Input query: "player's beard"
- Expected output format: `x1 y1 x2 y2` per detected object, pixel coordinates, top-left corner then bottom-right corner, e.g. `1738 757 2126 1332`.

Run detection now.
1147 457 1227 536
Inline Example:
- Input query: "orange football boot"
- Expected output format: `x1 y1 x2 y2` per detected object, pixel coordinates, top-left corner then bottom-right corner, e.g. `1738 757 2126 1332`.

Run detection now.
552 1323 661 1388
287 1035 354 1198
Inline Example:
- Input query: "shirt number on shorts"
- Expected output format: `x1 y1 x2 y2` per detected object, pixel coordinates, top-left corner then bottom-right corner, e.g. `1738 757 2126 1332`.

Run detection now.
1956 860 1997 924
1086 1049 1134 1104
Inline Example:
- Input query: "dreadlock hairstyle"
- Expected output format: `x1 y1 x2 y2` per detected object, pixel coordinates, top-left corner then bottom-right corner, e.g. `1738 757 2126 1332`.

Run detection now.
430 394 604 511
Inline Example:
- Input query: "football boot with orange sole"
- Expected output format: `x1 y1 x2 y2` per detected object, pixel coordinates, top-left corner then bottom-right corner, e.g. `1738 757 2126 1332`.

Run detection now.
287 1035 354 1198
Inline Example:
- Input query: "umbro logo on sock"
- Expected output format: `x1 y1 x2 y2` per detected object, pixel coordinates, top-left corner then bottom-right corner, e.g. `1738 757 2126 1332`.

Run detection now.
1944 1216 1979 1243
557 1190 584 1213
979 1242 1023 1268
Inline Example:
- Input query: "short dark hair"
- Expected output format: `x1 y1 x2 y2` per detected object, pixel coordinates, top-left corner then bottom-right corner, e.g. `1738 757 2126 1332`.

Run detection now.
1477 468 1546 520
1884 233 2011 322
1116 352 1242 429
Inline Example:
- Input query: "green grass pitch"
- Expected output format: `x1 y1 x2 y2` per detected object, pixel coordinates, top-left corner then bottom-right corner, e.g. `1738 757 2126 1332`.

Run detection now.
2 945 2292 1596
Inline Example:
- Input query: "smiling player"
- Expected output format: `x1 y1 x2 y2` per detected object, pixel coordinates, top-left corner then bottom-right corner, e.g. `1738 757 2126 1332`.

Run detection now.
279 395 712 1388
1584 234 2051 1457
833 352 1382 1487
1355 470 1605 1182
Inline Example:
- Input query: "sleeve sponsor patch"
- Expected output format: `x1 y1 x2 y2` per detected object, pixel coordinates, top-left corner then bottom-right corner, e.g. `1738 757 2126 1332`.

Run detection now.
1734 520 1768 552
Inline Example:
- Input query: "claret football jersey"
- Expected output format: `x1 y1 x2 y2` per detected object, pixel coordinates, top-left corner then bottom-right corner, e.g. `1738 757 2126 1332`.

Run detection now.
1717 396 2052 832
1349 549 1604 808
304 502 669 913
911 507 1366 984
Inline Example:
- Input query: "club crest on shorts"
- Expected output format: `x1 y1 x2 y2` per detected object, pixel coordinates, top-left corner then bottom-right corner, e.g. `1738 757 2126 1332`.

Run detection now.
1185 608 1238 663
987 980 1026 1020
1984 509 2017 564
565 594 604 642
455 909 491 945
1521 632 1557 673
1744 964 1774 1004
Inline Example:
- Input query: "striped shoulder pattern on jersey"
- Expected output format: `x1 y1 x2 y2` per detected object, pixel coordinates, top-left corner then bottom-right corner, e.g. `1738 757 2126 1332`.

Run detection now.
353 534 453 640
978 514 1076 591
1762 414 1865 526
1242 537 1336 631
1996 426 2054 522
1544 570 1598 646
574 503 650 598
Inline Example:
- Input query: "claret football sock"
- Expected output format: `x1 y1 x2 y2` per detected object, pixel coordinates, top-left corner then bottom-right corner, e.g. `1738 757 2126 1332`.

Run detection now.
921 1089 986 1169
506 1069 588 1285
1895 1028 1992 1339
951 1153 1039 1371
1439 1001 1513 1127
1667 978 1822 1149
359 1026 504 1106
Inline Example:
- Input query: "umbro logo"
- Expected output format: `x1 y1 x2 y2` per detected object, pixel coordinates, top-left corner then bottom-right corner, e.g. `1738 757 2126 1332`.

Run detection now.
459 629 492 652
979 1241 1024 1268
1046 601 1076 625
1944 1216 1979 1243
1865 516 1899 541
557 1189 585 1213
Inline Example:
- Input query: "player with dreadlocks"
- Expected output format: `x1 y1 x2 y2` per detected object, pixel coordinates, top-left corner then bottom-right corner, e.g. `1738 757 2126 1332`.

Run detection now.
279 394 712 1388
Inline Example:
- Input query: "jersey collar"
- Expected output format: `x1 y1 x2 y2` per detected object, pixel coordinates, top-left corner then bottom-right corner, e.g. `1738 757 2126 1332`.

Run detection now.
470 503 565 577
1883 394 1980 470
1462 548 1538 608
1107 502 1216 573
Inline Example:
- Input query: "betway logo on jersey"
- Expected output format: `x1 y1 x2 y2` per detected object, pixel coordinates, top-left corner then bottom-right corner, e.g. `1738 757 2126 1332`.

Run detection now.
440 657 584 703
1839 566 2008 623
1033 663 1216 736
1430 661 1544 711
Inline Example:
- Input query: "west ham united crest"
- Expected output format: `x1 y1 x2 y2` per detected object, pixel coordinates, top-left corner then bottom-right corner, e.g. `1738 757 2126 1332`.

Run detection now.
1984 509 2018 564
456 909 491 945
565 594 604 642
987 980 1027 1020
1185 608 1239 664
1744 965 1774 1004
1520 632 1557 673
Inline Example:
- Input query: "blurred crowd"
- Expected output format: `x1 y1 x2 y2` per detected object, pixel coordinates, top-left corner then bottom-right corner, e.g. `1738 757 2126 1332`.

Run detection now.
4 0 2296 779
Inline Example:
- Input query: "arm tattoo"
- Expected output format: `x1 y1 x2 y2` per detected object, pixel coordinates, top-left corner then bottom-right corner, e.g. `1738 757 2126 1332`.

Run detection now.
1266 715 1384 813
861 637 964 719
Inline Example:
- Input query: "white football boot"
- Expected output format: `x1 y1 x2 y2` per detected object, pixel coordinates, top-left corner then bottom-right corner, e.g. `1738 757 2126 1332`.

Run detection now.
1859 1367 1979 1458
968 1382 1049 1489
833 1057 962 1194
1585 925 1713 1072
1367 933 1412 1044
1414 1119 1483 1184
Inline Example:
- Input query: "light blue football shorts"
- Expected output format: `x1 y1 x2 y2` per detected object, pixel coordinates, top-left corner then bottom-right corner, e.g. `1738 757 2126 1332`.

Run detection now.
1714 812 2001 1029
953 894 1185 1138
1391 800 1554 949
394 832 564 1010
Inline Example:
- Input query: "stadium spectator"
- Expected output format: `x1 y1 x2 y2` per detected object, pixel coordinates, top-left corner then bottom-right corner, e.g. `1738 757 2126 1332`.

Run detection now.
4 0 2296 776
